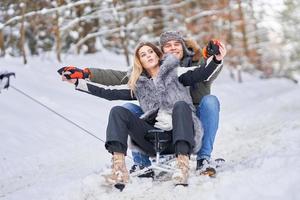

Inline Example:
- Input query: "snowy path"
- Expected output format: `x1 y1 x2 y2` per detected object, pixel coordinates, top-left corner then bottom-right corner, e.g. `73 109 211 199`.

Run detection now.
1 54 300 200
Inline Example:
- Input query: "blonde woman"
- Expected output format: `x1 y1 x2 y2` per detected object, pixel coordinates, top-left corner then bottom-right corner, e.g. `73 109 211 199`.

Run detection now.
60 41 225 189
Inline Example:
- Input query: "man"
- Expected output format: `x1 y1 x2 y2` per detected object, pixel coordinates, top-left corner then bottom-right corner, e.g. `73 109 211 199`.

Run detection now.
59 31 226 175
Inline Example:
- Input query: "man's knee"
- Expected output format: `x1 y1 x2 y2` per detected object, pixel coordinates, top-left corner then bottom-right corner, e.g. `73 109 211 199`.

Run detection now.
122 103 136 111
200 95 220 110
122 103 143 117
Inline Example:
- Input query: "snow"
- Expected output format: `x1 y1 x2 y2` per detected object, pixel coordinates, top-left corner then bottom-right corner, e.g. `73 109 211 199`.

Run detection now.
7 8 15 16
69 31 79 40
1 52 300 200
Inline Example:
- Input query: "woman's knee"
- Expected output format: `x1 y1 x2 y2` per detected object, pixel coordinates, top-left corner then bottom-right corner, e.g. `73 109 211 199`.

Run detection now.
109 106 129 117
173 101 190 112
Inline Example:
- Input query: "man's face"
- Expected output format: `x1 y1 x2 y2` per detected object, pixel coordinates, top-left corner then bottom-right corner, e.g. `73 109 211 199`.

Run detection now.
162 40 184 60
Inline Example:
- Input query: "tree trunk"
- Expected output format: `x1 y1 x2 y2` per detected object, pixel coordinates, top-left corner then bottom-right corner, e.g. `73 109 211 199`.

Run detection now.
19 2 27 64
237 0 249 58
113 1 130 66
0 30 5 56
249 0 262 70
120 33 130 66
55 0 62 62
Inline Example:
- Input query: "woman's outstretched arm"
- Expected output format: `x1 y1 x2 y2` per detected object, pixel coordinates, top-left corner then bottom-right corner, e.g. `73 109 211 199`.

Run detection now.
75 79 136 101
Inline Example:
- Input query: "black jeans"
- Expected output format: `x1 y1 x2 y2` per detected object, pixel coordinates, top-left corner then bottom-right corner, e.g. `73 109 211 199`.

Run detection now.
105 101 195 156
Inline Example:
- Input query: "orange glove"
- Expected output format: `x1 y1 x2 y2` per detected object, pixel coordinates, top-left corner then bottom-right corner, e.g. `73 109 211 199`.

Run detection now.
57 66 91 79
202 39 221 59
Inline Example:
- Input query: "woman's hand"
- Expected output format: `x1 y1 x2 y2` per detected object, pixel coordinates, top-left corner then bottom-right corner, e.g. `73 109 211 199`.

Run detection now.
61 75 77 84
214 42 227 61
57 66 91 79
58 66 90 85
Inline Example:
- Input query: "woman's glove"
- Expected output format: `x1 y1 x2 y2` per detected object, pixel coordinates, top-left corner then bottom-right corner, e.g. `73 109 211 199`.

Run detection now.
57 66 91 79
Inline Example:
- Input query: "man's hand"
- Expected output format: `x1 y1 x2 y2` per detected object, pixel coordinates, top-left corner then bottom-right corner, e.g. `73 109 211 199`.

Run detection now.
214 42 227 61
202 40 227 61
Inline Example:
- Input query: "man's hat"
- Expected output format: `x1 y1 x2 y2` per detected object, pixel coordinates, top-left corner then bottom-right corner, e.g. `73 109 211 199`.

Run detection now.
159 31 194 57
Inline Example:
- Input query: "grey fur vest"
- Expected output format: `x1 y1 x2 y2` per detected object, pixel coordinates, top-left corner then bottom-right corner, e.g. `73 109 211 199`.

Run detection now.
134 54 203 153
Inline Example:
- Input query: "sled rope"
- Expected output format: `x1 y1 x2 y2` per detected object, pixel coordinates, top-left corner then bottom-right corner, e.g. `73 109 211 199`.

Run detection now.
10 85 108 142
10 85 136 161
10 85 134 160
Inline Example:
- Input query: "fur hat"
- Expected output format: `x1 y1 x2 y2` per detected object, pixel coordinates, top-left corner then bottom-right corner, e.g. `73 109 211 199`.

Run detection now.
159 31 194 57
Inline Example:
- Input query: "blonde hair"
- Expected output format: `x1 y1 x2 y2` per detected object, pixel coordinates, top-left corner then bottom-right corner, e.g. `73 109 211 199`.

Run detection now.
128 42 163 94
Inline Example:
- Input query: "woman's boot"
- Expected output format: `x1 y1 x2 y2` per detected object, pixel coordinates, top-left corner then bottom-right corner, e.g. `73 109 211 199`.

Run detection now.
172 154 189 186
105 152 129 190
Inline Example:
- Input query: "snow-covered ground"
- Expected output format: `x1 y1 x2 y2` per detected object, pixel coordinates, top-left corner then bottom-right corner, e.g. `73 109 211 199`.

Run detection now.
0 52 299 200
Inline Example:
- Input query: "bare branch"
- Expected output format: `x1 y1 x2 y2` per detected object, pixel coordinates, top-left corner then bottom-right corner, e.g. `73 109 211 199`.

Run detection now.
74 27 123 50
73 25 144 52
1 0 94 29
61 0 194 32
127 0 193 12
185 8 228 23
60 5 125 32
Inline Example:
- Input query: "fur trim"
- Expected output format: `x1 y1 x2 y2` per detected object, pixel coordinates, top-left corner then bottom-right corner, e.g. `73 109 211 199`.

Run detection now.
184 38 201 62
133 54 203 154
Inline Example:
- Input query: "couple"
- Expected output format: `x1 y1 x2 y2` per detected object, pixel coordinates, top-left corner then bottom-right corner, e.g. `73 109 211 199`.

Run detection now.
59 31 226 186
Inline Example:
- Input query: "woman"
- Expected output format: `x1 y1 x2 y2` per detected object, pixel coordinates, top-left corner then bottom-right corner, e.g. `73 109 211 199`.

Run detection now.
61 42 222 187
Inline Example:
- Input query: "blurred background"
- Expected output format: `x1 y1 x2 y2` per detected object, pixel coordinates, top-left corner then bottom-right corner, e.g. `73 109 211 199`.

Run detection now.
0 0 299 82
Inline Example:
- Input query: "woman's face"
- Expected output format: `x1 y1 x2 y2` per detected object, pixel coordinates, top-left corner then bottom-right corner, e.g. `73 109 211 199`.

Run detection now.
138 45 160 70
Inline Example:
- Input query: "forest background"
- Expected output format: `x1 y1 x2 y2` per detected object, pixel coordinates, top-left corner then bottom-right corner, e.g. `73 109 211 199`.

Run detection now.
0 0 299 82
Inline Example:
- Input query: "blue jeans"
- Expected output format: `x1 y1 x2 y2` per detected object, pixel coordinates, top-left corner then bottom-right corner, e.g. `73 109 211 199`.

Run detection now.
196 95 220 160
122 95 220 166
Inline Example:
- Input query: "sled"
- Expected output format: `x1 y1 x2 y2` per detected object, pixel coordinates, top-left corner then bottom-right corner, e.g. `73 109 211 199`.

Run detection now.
130 129 176 180
112 129 226 191
131 129 226 180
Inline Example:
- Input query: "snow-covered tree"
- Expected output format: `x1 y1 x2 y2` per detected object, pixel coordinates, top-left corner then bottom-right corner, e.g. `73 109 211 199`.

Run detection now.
1 0 296 82
280 0 300 80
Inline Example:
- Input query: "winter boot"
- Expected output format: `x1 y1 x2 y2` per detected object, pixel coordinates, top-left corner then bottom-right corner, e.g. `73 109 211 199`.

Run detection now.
130 151 154 178
129 164 155 178
172 154 189 186
105 152 129 190
196 158 209 171
196 158 216 177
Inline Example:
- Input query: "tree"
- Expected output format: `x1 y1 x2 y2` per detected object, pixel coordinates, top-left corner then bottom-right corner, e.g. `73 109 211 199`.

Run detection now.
280 0 300 78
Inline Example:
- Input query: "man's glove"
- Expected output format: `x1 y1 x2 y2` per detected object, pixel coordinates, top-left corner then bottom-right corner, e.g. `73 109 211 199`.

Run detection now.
202 39 221 59
57 66 91 79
